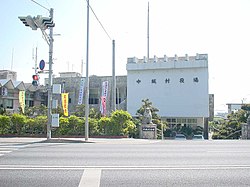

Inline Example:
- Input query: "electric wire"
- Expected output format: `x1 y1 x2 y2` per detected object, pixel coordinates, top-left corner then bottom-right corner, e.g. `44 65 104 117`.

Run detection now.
86 0 112 41
30 0 50 11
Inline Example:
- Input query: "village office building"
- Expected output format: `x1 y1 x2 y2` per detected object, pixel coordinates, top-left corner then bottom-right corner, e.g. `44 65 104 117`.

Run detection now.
127 54 211 138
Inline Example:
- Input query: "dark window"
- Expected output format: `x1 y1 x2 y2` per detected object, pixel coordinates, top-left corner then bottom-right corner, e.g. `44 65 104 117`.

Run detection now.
28 100 34 107
89 98 99 104
6 99 13 109
89 88 99 104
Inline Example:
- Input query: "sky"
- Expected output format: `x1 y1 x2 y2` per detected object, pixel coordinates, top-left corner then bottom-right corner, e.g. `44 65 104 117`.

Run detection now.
1 0 250 113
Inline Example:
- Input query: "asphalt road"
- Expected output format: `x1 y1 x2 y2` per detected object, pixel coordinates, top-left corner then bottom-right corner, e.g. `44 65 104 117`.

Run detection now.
0 138 250 186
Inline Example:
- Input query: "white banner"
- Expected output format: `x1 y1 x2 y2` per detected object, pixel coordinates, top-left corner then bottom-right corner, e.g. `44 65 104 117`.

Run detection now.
101 81 108 97
78 78 85 105
100 81 108 115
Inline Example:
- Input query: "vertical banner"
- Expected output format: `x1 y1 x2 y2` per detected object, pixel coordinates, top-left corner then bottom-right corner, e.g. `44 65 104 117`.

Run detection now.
78 78 85 105
19 91 25 113
61 93 69 116
100 81 108 116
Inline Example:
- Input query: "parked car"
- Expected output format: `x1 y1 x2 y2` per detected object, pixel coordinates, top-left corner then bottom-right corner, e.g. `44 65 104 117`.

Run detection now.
174 134 187 140
192 135 204 140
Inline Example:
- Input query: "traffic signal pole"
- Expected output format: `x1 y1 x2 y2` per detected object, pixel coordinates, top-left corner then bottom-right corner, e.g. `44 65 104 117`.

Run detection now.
18 2 55 140
47 8 54 140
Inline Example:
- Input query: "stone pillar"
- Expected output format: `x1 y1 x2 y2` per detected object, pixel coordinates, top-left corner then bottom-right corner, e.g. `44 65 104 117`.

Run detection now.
140 124 157 139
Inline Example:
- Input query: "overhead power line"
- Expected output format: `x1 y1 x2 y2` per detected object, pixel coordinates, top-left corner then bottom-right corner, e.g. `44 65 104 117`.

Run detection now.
86 0 112 41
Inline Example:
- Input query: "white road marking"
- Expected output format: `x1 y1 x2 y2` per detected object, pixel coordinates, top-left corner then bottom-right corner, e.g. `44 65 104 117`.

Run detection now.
78 169 101 187
0 165 250 170
207 150 250 153
0 151 12 153
0 144 27 157
1 164 250 186
0 148 18 150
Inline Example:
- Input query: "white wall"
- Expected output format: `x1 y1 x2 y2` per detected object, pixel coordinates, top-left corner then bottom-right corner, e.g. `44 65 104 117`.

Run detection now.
127 55 209 118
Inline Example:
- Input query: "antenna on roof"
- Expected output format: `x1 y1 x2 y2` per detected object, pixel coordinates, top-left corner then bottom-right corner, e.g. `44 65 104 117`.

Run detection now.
11 48 14 71
147 2 150 60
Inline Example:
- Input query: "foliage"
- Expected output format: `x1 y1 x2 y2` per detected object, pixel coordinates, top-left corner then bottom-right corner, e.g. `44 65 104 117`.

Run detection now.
24 105 48 117
10 113 27 135
0 115 10 134
33 116 47 134
109 110 136 136
88 118 99 136
89 108 101 119
211 109 246 139
136 99 160 120
52 106 64 117
0 105 138 138
241 104 250 112
0 106 7 115
67 115 83 135
72 104 85 117
98 117 111 135
55 117 69 135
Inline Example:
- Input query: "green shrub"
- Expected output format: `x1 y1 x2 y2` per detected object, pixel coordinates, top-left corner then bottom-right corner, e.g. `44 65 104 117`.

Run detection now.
0 115 11 134
10 114 26 135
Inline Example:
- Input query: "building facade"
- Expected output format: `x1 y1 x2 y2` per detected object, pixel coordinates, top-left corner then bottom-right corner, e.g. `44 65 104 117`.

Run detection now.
47 72 127 115
0 70 47 113
126 54 209 135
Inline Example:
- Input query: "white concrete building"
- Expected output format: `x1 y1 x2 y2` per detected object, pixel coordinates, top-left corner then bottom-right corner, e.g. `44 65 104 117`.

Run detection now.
126 54 209 131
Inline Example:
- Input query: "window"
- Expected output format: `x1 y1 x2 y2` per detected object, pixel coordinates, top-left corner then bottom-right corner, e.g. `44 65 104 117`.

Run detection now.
28 100 34 107
89 98 99 104
5 99 13 109
89 88 99 104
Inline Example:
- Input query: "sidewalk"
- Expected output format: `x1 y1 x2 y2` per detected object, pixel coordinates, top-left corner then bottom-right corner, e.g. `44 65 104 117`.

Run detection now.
0 137 159 144
0 137 46 144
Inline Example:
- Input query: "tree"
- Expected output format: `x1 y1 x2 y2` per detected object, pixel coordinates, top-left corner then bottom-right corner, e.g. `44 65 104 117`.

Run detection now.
109 110 136 136
73 104 85 117
211 110 245 139
23 105 48 117
89 108 101 119
136 99 164 138
136 99 160 120
98 117 111 135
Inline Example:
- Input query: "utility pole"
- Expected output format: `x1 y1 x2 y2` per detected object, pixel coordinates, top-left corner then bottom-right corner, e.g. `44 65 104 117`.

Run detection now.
18 3 55 140
147 2 150 60
85 0 90 141
112 40 116 112
47 8 54 140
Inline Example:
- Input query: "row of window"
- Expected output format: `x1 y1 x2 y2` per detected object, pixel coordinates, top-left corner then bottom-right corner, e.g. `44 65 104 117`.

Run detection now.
166 118 197 124
89 98 123 105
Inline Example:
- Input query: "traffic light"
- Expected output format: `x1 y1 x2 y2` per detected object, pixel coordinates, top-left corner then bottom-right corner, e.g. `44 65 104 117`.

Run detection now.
18 15 55 31
32 75 39 86
34 15 55 30
18 15 38 30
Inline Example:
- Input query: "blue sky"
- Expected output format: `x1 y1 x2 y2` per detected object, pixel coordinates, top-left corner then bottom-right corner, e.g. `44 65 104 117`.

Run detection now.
1 0 250 113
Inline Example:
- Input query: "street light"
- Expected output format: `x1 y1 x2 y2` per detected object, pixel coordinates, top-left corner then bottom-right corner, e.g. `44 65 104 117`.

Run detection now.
19 8 55 140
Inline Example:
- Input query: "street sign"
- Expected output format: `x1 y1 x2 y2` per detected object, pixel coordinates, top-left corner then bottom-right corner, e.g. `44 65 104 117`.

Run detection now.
51 114 59 127
39 59 45 70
